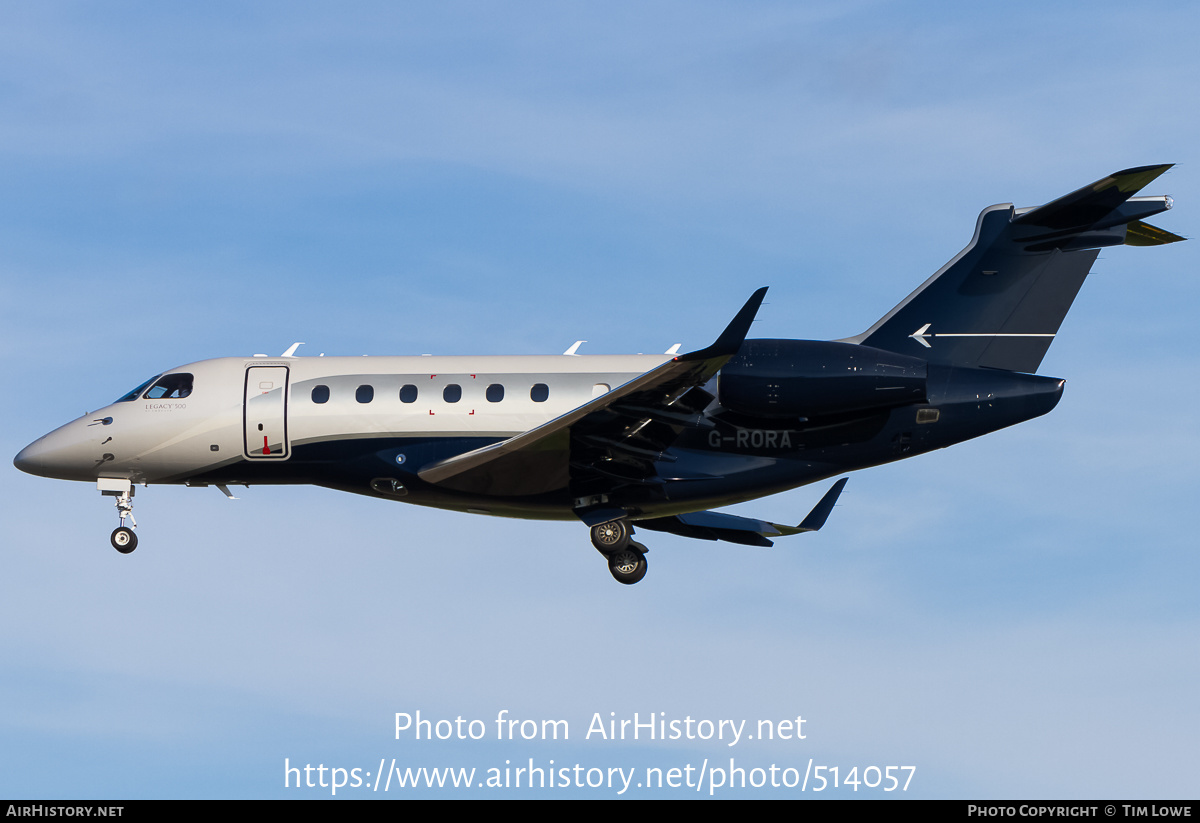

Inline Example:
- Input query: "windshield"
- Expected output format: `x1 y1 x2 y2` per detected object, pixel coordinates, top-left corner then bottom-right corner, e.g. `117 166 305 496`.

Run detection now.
115 375 161 403
113 372 193 402
145 373 193 399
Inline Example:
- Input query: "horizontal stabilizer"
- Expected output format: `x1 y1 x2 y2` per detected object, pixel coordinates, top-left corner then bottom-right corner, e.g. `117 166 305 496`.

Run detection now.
1012 164 1173 231
1125 220 1185 246
637 478 847 546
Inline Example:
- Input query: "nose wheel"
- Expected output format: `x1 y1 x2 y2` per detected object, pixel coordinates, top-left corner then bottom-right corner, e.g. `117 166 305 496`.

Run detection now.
98 479 139 554
111 526 138 553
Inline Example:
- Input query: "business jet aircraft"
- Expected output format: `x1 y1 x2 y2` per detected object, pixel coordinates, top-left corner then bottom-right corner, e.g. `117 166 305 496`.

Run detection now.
14 166 1181 584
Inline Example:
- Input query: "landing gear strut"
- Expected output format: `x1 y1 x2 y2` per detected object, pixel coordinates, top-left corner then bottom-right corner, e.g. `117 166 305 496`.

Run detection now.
99 478 138 554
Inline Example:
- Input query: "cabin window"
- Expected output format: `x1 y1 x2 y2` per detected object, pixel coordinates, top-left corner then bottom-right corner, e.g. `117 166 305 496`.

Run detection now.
400 384 418 403
115 375 161 403
443 384 462 403
356 385 374 404
144 373 193 400
531 383 549 402
311 385 330 404
486 384 504 403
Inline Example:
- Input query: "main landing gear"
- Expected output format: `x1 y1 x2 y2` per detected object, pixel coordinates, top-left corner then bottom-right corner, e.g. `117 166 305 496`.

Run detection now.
590 520 648 585
98 478 138 554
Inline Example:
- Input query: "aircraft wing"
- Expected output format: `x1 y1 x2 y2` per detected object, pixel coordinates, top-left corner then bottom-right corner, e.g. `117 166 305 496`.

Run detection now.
636 478 848 546
417 288 768 497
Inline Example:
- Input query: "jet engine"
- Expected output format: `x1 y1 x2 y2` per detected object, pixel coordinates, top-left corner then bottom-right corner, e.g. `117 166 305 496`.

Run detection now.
719 339 927 419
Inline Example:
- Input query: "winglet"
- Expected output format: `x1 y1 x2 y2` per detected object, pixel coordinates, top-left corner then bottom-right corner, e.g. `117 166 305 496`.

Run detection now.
678 287 768 362
775 478 848 535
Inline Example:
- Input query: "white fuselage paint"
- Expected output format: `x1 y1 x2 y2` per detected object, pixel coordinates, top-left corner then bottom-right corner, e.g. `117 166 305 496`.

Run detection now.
18 354 671 486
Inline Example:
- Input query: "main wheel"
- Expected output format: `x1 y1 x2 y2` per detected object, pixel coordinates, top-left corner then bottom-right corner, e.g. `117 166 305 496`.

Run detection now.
110 527 138 554
607 545 647 585
590 519 631 554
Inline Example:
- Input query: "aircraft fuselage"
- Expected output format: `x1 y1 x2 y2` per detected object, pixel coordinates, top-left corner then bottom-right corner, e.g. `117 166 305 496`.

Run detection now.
15 346 1062 521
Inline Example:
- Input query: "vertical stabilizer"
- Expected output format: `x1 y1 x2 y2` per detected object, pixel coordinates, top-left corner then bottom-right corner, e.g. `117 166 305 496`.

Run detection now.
849 166 1179 372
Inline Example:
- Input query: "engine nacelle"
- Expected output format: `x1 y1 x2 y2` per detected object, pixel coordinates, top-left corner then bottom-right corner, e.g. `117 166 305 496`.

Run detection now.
719 339 927 419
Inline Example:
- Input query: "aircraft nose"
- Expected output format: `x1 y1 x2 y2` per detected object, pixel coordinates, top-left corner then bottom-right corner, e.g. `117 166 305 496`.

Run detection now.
13 423 99 481
14 436 69 478
13 442 38 474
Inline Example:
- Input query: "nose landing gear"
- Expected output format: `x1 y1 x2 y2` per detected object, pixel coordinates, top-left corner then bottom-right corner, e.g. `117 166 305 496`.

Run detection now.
98 478 138 554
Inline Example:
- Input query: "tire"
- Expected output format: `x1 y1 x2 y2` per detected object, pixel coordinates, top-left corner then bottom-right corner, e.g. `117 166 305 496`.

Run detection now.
607 546 647 585
590 519 631 553
111 527 138 554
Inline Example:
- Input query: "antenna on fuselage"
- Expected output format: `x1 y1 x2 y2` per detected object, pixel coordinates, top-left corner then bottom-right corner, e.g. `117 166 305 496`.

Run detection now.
563 341 586 355
281 342 305 357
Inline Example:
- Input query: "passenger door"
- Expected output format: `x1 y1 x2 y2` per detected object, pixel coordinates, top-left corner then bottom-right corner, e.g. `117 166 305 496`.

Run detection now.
243 365 290 459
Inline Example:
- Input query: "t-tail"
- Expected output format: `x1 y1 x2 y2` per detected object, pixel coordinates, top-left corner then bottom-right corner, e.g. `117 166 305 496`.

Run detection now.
848 164 1183 373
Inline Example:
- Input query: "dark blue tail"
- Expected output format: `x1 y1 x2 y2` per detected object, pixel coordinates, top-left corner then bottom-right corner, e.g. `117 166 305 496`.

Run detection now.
850 165 1181 373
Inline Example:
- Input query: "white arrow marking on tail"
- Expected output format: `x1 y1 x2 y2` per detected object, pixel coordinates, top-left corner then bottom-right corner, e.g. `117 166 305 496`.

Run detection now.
910 324 1055 349
911 323 933 347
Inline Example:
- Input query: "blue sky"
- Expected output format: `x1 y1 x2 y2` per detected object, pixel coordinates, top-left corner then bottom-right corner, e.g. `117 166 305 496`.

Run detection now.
2 1 1198 798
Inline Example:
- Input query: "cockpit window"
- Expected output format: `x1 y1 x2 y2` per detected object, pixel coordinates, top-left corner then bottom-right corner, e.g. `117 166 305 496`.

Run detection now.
144 373 194 399
115 375 161 403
